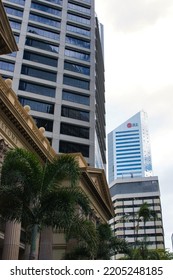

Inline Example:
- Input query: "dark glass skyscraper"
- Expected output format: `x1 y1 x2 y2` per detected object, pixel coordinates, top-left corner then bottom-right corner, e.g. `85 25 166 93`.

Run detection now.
0 0 106 170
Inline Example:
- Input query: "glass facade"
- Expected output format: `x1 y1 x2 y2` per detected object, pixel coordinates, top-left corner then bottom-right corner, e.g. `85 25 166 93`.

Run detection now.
0 0 106 170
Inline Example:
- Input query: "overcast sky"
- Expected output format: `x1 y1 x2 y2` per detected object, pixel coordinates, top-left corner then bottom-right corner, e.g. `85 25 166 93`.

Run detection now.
95 0 173 251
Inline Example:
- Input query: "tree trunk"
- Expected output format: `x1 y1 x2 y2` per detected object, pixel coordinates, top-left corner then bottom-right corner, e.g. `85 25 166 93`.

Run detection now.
29 224 39 260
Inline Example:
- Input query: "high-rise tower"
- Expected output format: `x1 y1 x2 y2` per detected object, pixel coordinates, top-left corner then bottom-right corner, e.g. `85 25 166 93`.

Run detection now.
108 111 152 183
0 0 106 170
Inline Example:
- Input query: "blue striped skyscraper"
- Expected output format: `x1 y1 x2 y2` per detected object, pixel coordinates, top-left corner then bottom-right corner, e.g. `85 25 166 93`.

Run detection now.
108 111 153 183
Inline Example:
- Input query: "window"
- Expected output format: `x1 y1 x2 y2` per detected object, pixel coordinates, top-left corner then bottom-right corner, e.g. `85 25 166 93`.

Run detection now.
23 51 58 67
25 37 59 53
31 2 62 16
44 0 62 5
6 0 25 5
61 106 89 122
67 13 90 25
66 36 90 49
67 24 90 37
59 141 89 157
5 6 23 17
63 75 89 90
65 49 90 61
18 97 54 114
62 90 89 105
68 3 90 15
29 13 61 28
27 25 60 40
33 117 53 132
60 123 89 139
9 20 21 30
21 65 57 82
19 80 56 97
64 61 90 75
0 61 14 72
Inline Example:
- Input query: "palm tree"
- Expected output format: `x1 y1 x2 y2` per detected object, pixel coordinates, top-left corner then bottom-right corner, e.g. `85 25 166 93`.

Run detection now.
64 223 130 260
137 202 157 249
0 148 91 259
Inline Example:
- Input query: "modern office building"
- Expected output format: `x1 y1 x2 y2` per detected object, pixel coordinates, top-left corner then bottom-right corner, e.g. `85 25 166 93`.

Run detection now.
0 0 106 170
109 177 165 256
108 111 153 183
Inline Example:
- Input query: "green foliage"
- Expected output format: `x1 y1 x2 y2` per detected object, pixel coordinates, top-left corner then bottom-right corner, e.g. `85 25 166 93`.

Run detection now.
0 148 91 259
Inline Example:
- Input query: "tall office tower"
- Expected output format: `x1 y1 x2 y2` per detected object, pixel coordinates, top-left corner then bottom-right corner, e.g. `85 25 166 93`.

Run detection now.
108 111 153 183
0 0 106 170
109 177 165 258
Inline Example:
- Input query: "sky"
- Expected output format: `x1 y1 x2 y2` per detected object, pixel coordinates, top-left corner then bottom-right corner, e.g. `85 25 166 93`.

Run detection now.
95 0 173 251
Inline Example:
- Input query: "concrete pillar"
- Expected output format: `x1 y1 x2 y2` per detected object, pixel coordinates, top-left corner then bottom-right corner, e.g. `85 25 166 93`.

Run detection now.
2 221 21 260
39 227 53 260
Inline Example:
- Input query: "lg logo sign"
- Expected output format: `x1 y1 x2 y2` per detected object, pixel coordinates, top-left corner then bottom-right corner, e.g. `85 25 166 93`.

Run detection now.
127 122 138 128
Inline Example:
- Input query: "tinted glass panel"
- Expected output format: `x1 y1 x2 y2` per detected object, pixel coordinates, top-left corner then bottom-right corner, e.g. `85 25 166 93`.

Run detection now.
62 90 89 105
31 2 61 16
27 25 60 40
18 97 54 114
6 0 25 5
44 0 62 5
5 6 23 17
21 65 57 82
25 37 59 53
61 106 89 122
67 13 90 25
66 36 90 49
0 61 14 72
67 24 90 37
29 13 61 28
9 20 21 30
19 80 56 97
68 3 90 15
59 141 89 157
60 123 89 139
64 61 90 75
63 75 89 90
33 117 53 132
23 51 58 67
65 49 90 61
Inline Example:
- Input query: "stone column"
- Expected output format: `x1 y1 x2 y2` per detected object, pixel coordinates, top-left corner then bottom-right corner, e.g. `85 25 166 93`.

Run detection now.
39 227 53 260
2 221 21 259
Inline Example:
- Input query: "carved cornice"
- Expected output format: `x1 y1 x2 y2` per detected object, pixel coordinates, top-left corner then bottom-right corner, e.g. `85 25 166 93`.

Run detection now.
0 0 18 55
0 76 55 162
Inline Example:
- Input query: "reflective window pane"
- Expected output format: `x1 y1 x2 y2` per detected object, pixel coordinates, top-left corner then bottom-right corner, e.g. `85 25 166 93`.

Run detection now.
63 75 89 90
65 49 90 61
23 50 58 67
21 65 57 82
33 117 53 132
61 106 89 122
64 61 90 75
59 140 89 157
29 13 61 28
66 35 90 49
25 37 59 53
62 90 90 106
18 97 54 114
31 2 62 16
0 61 14 72
27 25 60 40
67 24 90 37
19 80 56 97
60 123 89 139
